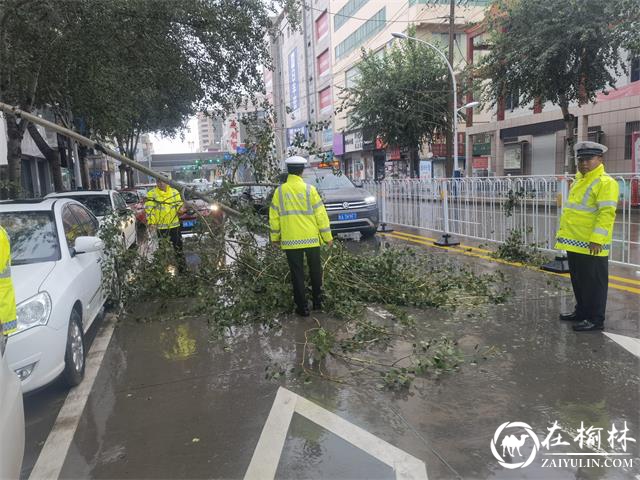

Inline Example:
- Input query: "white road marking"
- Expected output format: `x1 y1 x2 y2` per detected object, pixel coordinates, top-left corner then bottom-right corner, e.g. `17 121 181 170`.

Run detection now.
28 314 117 480
367 306 394 319
603 332 640 359
245 387 428 480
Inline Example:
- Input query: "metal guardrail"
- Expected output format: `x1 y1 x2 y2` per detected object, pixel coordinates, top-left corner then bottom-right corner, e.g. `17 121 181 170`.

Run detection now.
363 174 640 268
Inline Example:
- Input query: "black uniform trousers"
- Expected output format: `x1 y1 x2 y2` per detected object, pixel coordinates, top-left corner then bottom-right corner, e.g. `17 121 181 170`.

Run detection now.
285 247 322 311
158 227 185 269
567 251 608 325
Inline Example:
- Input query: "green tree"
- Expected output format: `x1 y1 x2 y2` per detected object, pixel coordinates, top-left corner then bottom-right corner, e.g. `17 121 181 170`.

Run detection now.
479 0 640 172
342 36 451 178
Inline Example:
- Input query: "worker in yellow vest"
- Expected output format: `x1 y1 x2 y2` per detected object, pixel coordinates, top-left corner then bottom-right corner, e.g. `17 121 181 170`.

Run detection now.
269 156 333 316
0 226 17 336
145 175 186 269
555 141 619 332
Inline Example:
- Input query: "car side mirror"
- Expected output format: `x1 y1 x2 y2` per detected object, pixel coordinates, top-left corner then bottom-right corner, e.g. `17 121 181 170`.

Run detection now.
74 236 104 254
354 182 363 188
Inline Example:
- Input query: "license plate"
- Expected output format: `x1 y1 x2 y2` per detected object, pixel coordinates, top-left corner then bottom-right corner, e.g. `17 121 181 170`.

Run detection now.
338 213 357 221
182 220 196 228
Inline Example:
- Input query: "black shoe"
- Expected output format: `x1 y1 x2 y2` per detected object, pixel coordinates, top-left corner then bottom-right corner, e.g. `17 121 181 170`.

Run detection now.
295 307 310 317
572 320 604 332
559 311 581 321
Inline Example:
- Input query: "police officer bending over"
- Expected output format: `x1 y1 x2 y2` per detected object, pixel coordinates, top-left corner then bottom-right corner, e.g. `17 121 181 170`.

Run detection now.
555 141 619 332
269 156 333 316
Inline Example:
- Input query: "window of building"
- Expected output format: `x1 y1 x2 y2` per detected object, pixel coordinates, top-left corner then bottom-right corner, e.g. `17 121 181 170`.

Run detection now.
505 89 520 111
334 0 369 32
345 65 360 89
319 87 332 112
625 121 640 159
316 11 328 40
317 49 330 77
631 57 640 83
335 8 386 61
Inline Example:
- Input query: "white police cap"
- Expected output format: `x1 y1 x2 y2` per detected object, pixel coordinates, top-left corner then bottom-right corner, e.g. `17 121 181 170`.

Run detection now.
284 155 308 166
574 141 608 158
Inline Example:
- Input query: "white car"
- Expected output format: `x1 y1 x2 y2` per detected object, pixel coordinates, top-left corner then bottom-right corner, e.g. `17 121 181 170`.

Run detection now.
46 190 136 249
0 198 105 393
0 334 24 478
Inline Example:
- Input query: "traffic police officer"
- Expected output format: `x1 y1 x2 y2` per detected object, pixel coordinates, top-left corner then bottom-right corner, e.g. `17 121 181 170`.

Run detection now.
0 226 17 336
145 175 186 268
269 156 333 316
555 141 619 332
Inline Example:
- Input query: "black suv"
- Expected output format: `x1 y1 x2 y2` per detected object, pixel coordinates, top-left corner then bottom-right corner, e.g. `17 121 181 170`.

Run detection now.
302 168 379 238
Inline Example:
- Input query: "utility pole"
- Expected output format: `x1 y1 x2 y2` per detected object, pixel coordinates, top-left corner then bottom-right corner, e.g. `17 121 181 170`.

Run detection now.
446 0 456 177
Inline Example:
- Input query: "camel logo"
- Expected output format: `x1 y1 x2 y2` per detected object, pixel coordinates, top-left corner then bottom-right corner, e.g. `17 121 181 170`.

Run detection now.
490 422 541 469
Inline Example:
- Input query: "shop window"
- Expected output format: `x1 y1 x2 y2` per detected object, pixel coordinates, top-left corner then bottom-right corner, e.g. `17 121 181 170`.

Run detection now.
315 11 328 40
319 87 332 112
625 121 640 159
631 57 640 82
317 49 330 77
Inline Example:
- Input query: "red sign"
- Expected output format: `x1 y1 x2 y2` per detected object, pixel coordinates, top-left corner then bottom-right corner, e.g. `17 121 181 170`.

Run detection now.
387 146 401 160
472 156 489 169
317 49 330 77
315 11 328 40
319 87 332 111
376 137 385 150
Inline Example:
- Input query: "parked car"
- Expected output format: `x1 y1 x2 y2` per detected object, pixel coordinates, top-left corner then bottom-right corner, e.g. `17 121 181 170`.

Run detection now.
231 186 272 215
118 189 146 225
0 198 105 393
180 190 224 235
0 333 25 478
46 190 136 249
302 168 379 238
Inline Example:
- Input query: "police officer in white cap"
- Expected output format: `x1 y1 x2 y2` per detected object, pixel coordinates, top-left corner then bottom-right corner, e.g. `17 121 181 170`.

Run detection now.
269 156 333 316
555 141 618 331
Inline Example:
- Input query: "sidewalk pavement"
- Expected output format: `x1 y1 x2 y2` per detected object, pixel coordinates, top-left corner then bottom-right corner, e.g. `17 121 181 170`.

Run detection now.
51 238 640 479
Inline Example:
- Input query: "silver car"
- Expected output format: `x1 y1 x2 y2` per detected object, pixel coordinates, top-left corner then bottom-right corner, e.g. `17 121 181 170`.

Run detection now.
0 333 25 478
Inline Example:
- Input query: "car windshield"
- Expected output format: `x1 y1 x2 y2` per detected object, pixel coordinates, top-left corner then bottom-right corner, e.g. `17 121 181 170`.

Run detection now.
66 195 112 217
119 191 139 204
303 170 354 191
0 211 61 265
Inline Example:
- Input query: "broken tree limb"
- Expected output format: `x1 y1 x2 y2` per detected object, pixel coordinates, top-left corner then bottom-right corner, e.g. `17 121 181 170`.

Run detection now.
0 101 242 216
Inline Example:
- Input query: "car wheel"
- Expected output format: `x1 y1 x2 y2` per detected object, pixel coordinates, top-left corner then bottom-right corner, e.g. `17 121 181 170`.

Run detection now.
62 308 85 387
360 228 377 239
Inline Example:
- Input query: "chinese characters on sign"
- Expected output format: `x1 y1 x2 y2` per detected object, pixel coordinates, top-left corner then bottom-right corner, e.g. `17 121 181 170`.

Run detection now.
288 48 299 112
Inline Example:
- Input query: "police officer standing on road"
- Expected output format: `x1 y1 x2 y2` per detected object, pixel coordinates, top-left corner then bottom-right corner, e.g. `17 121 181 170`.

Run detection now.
145 175 187 269
269 156 333 316
555 141 619 332
0 226 17 337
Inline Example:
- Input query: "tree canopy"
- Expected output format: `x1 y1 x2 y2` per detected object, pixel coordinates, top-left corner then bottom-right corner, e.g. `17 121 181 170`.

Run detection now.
342 35 451 176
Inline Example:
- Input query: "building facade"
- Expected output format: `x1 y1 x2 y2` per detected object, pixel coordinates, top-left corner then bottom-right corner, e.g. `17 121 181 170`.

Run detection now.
197 113 224 153
465 23 640 176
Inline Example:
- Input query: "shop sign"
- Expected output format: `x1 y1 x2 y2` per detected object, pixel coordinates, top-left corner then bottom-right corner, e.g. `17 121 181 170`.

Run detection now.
344 130 363 153
472 156 489 169
387 146 401 161
322 127 333 148
362 128 375 151
472 133 492 156
419 160 432 179
287 125 307 147
333 132 344 156
504 143 522 170
288 48 299 112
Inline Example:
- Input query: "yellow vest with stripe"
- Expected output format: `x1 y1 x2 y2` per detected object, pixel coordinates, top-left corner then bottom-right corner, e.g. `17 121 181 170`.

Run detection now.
145 186 183 230
555 164 619 257
0 226 17 335
269 174 333 250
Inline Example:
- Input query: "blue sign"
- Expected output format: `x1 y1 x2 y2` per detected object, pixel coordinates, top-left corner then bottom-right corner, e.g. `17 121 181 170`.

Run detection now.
287 125 308 147
236 145 247 154
223 152 232 161
288 48 299 112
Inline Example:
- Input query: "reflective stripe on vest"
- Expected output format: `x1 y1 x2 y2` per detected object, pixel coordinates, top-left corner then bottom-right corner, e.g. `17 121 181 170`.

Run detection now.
278 184 313 216
556 237 610 251
564 177 602 213
281 238 320 247
1 319 16 334
0 265 10 279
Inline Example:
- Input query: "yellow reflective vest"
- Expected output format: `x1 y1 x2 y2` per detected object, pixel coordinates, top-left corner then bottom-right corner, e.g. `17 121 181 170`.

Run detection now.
555 164 619 257
145 186 184 230
269 174 333 250
0 226 17 335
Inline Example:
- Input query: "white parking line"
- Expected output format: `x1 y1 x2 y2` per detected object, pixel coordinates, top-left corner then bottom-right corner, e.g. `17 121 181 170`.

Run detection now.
603 332 640 359
28 314 117 480
245 387 428 480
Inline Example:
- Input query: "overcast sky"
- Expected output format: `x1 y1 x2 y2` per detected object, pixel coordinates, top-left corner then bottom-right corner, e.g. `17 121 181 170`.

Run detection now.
150 116 199 154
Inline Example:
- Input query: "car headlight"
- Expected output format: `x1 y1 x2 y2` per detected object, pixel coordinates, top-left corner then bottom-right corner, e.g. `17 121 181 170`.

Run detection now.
210 204 220 212
14 292 52 334
364 196 376 205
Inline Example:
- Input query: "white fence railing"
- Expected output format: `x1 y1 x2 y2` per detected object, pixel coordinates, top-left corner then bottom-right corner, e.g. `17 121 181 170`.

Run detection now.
363 174 640 268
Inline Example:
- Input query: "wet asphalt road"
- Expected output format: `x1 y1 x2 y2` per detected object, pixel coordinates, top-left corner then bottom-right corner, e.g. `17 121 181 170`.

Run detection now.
21 231 640 479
